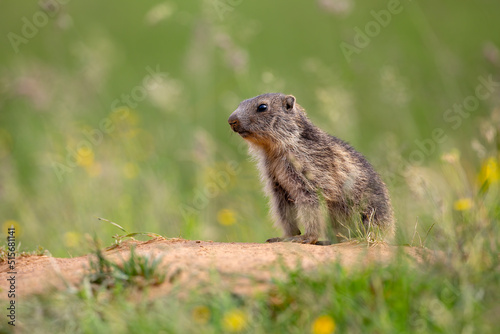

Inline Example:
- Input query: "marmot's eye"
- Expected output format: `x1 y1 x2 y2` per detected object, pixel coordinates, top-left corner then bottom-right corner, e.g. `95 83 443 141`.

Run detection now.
257 104 268 112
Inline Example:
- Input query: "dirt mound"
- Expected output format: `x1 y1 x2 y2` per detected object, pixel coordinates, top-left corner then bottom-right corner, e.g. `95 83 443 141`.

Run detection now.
0 238 432 298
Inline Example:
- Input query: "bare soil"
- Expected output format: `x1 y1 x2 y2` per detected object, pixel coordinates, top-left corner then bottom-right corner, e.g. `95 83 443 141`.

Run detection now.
0 238 433 299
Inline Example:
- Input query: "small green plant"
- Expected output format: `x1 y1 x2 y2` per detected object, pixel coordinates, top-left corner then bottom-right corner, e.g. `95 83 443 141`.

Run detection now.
96 216 163 250
86 244 165 291
82 217 166 293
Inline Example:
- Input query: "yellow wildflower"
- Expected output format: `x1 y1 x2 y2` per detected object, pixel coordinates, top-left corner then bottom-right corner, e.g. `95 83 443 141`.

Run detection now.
3 220 22 237
217 209 236 226
192 305 211 325
76 147 94 167
64 232 81 248
478 157 499 186
453 198 473 211
222 309 247 332
312 315 336 334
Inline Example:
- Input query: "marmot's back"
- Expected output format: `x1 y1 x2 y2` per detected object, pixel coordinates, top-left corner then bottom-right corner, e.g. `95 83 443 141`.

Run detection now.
228 93 394 244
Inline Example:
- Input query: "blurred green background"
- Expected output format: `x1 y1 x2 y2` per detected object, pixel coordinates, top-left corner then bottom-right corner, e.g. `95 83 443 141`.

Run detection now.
1 0 499 257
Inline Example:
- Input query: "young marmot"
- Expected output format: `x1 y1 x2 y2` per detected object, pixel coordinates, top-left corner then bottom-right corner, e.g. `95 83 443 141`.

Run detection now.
228 93 395 244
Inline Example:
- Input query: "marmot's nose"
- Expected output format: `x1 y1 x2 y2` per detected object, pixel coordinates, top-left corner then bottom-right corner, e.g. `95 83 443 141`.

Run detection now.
228 113 239 130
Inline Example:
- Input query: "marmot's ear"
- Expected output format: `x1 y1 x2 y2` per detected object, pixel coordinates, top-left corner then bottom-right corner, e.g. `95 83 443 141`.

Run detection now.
284 95 295 111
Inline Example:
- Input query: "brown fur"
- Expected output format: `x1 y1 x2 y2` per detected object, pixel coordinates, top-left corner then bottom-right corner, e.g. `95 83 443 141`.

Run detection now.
228 93 395 244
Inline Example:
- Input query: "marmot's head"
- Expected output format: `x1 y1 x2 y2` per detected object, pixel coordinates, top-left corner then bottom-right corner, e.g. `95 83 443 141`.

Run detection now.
228 93 305 147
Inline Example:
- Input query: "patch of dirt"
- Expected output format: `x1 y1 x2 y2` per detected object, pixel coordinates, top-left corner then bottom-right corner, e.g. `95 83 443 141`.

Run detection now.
0 238 436 299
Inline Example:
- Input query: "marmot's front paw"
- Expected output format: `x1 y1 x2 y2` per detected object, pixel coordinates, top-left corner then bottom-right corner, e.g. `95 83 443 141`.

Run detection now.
266 235 318 244
266 237 284 243
285 235 318 244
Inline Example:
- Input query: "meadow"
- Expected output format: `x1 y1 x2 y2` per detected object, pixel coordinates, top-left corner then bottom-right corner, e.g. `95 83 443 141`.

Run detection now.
1 0 499 332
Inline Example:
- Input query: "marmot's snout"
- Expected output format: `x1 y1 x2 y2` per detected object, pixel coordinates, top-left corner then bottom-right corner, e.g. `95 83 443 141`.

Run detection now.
228 113 239 131
228 112 250 137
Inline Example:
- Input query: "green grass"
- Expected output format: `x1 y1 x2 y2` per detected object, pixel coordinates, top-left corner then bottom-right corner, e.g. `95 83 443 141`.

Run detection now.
84 244 165 292
8 183 500 332
1 0 500 332
9 233 500 333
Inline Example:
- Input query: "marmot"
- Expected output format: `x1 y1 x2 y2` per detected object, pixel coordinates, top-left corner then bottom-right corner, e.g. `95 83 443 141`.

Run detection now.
228 93 395 244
